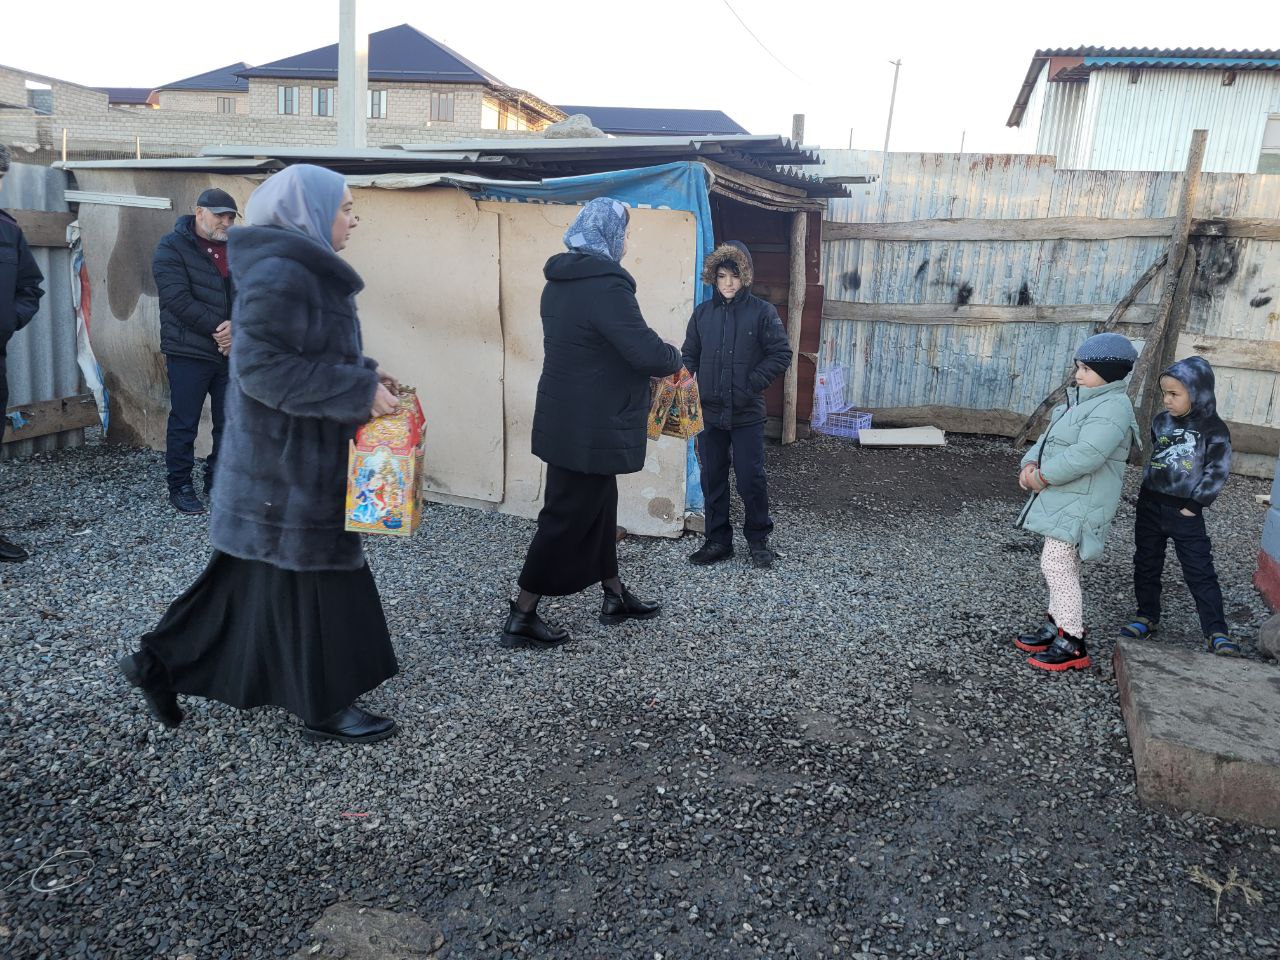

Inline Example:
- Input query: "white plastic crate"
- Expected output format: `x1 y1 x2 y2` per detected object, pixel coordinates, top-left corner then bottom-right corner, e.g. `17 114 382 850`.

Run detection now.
812 366 848 428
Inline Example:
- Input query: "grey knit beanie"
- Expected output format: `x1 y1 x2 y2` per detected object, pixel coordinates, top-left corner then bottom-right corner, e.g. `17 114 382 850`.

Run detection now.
0 144 10 174
1075 332 1137 383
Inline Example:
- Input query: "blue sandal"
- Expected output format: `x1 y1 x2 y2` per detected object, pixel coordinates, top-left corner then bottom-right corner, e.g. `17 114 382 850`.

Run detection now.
1119 616 1158 639
1208 633 1243 657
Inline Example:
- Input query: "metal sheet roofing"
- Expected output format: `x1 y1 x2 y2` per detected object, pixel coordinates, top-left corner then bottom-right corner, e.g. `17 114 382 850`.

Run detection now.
1009 47 1280 125
554 106 749 136
56 134 846 198
156 62 250 93
238 24 502 84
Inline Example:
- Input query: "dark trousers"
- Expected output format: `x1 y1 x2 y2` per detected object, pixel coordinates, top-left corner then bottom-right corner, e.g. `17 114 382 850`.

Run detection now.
165 355 228 493
1133 494 1228 637
698 421 773 547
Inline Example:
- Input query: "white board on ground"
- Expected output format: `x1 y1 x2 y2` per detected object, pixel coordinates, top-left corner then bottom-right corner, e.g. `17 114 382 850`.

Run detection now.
345 187 504 503
479 201 696 537
858 426 947 447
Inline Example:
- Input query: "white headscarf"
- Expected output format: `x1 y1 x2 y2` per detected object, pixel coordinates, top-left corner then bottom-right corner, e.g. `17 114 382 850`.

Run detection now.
245 164 346 249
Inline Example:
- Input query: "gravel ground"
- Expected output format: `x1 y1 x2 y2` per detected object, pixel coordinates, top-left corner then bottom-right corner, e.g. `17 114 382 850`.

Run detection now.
0 433 1277 960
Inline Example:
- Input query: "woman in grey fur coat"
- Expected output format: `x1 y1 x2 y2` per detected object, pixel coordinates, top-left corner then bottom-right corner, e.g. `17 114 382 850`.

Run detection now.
118 165 403 744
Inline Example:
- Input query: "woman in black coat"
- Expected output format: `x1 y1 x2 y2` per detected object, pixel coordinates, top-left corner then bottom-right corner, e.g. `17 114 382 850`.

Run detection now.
118 164 403 744
503 197 682 648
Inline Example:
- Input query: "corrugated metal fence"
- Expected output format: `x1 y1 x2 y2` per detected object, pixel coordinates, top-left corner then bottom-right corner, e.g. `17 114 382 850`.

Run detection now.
818 149 1280 472
0 161 83 458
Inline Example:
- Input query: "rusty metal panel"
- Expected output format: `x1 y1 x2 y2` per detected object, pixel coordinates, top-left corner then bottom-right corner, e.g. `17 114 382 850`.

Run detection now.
0 161 81 459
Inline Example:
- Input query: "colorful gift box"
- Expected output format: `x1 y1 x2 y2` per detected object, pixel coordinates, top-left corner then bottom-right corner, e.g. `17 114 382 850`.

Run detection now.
647 368 704 441
344 387 426 537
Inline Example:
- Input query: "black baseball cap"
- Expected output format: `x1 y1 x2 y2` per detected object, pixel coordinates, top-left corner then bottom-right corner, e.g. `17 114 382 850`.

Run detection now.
195 188 239 216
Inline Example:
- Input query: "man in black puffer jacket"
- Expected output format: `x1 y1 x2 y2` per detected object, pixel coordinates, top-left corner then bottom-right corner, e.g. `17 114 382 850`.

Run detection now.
152 188 238 514
682 241 792 568
0 145 46 562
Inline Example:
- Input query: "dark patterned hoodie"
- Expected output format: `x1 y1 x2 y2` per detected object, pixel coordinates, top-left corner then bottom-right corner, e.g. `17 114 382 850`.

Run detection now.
1141 356 1232 514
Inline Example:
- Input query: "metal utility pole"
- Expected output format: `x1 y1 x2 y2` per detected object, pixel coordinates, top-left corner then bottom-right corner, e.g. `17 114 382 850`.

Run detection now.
960 129 966 153
337 0 368 149
848 127 854 149
879 59 902 209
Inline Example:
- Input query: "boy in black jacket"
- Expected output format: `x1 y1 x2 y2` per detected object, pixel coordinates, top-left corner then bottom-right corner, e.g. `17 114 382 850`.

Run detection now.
681 241 792 569
1120 356 1237 654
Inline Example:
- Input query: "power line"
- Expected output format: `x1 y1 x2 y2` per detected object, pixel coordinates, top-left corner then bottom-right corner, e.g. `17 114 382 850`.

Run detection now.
721 0 806 81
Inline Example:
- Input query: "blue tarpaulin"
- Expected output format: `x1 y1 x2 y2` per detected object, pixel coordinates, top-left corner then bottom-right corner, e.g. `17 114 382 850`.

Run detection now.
475 160 713 511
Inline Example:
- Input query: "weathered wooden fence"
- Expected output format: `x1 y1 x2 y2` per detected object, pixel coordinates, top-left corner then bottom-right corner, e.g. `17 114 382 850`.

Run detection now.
818 147 1280 475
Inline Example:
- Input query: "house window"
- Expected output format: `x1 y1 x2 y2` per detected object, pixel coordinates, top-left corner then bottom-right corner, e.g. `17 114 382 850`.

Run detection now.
430 91 454 122
277 85 299 115
1260 115 1280 174
217 97 235 114
312 87 335 117
367 90 387 119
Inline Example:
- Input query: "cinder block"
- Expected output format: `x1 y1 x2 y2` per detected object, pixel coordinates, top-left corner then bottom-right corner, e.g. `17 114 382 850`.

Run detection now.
1114 639 1280 827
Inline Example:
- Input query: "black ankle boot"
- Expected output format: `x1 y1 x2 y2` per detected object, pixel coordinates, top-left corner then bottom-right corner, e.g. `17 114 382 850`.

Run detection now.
501 600 570 649
600 586 662 626
1027 628 1091 672
303 705 397 743
118 652 184 728
1014 614 1056 653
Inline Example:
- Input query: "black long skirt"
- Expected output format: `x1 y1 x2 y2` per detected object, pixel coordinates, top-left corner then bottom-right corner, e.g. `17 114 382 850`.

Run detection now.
518 465 619 596
138 551 399 725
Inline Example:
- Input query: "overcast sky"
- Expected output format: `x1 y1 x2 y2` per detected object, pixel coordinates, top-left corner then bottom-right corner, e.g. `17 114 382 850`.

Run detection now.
2 0 1267 153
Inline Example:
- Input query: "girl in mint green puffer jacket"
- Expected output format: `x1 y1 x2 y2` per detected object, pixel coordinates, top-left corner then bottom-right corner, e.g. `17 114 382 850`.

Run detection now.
1013 333 1142 673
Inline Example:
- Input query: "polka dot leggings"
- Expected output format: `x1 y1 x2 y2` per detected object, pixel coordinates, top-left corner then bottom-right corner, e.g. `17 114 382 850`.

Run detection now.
1040 537 1084 637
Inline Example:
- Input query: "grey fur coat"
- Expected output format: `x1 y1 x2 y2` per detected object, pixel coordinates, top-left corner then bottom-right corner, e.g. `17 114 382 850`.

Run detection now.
209 225 380 571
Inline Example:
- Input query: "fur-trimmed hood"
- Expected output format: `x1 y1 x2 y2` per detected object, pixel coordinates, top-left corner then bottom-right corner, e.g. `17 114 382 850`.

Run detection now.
701 241 754 287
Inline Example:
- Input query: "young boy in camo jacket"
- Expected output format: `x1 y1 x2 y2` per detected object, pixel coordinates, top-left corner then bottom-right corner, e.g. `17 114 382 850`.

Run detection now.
1119 356 1238 655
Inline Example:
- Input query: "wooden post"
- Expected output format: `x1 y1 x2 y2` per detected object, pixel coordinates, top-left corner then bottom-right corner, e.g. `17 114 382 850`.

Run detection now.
135 136 141 160
791 114 805 145
781 211 808 445
1131 129 1208 436
61 127 67 164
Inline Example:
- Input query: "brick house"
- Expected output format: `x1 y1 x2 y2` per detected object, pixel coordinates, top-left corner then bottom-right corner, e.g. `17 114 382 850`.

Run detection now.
236 23 562 133
153 63 250 115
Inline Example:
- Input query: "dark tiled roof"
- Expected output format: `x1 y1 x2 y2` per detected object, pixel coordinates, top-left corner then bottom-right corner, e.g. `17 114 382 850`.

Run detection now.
93 87 155 104
157 63 250 93
238 24 502 84
555 106 749 136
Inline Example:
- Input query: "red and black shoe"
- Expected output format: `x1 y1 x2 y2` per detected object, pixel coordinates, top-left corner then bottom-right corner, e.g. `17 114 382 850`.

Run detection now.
1027 628 1090 672
1014 614 1056 653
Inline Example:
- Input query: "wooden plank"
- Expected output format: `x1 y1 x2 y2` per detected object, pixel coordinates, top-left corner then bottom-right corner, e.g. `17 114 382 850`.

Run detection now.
1175 333 1280 373
8 210 73 247
1134 130 1208 438
822 300 1160 326
823 216 1176 242
1194 218 1280 241
781 210 807 445
3 394 98 444
858 426 946 447
821 215 1280 243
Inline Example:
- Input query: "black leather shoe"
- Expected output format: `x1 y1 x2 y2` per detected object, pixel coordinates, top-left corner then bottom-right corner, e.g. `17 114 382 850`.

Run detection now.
118 653 184 728
169 485 206 515
600 587 662 626
1027 630 1091 673
0 535 29 562
748 541 776 569
689 541 733 565
1014 615 1056 653
303 705 397 743
501 601 570 649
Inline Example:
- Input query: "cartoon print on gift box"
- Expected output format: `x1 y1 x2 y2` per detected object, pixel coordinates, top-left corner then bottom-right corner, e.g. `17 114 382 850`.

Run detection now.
350 467 389 525
1150 428 1200 475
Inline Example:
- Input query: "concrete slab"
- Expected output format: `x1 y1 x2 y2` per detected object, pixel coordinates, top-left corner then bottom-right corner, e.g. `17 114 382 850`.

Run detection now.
858 426 946 447
1114 639 1280 828
290 903 444 960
